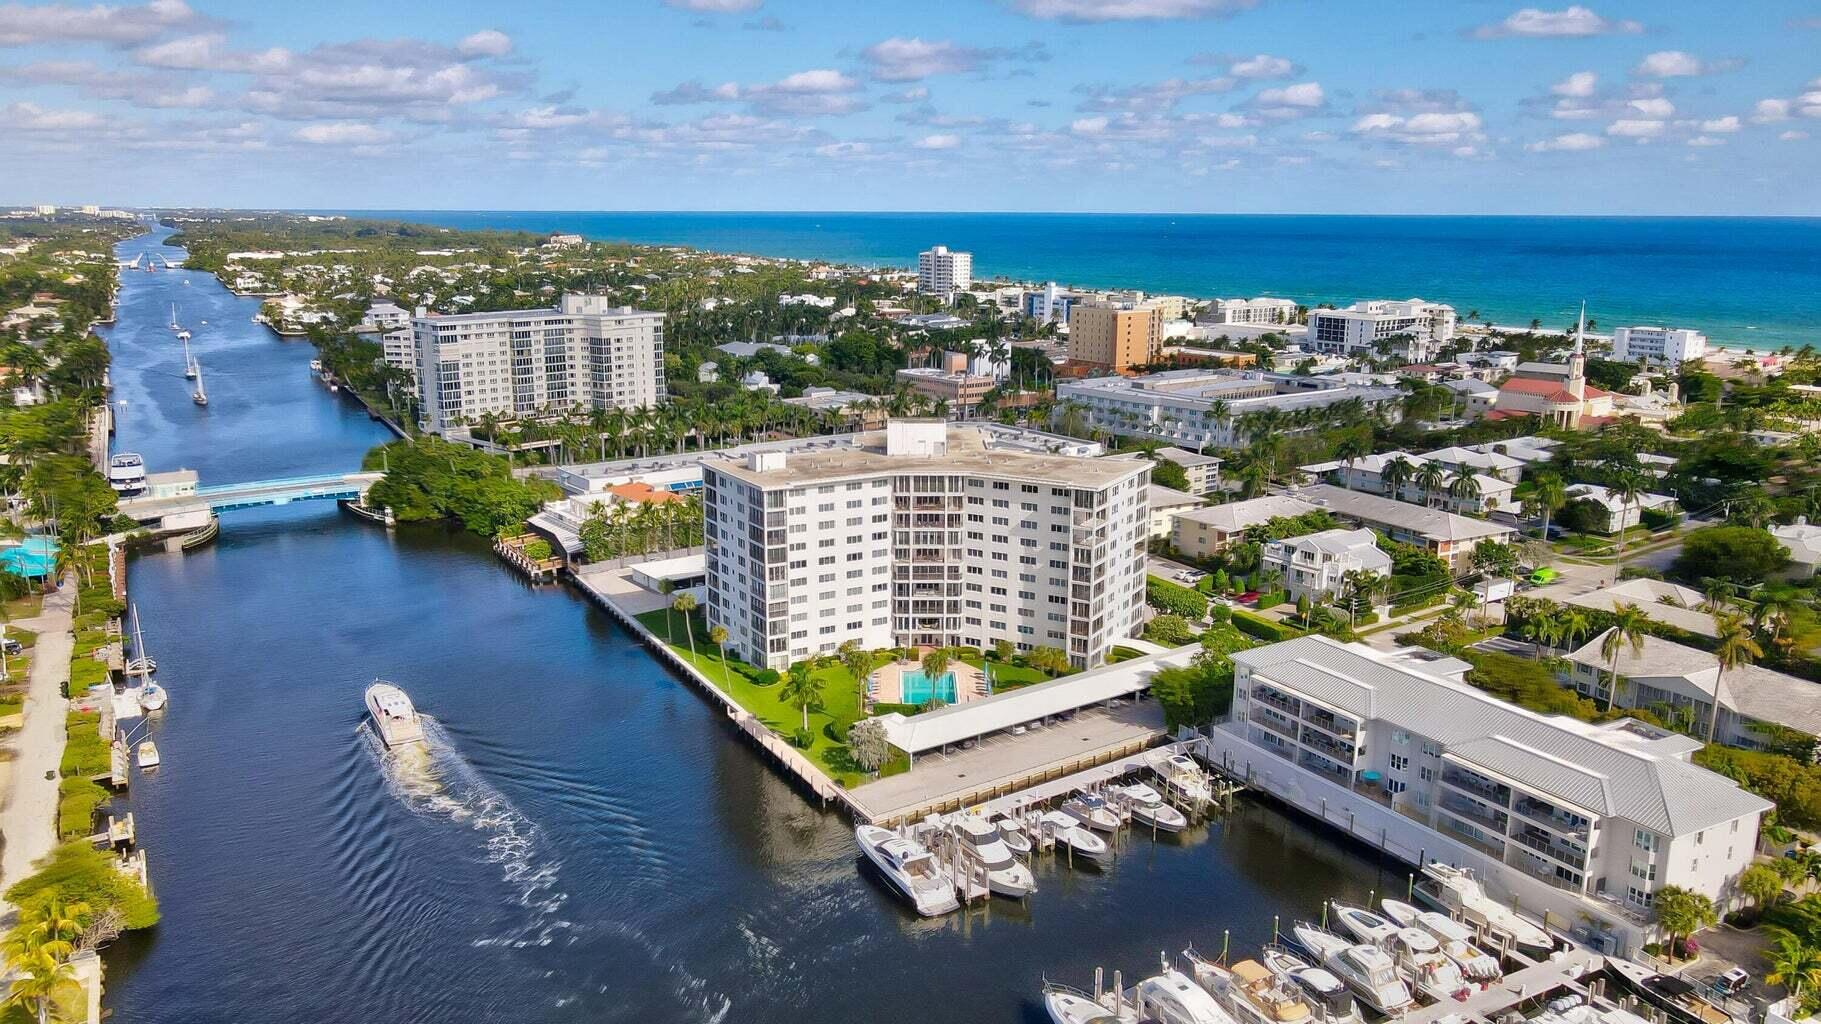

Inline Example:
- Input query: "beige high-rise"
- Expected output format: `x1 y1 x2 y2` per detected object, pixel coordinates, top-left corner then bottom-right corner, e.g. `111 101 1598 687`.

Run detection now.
1067 302 1162 370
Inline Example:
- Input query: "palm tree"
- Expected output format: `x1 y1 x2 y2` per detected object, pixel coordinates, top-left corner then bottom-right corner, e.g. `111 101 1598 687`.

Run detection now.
1531 472 1567 541
1752 587 1802 652
1446 470 1483 512
841 642 874 706
707 624 731 690
1559 608 1592 655
1599 603 1651 713
1606 471 1648 578
1340 569 1384 627
920 647 952 683
781 662 823 734
1763 932 1821 1006
1380 455 1415 500
3 897 89 1024
1334 433 1370 484
1701 576 1734 614
672 592 698 659
1029 645 1070 677
1414 461 1448 508
1452 589 1483 628
1708 609 1763 742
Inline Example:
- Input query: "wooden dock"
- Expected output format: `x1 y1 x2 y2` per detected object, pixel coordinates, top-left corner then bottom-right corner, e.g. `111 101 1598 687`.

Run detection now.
1398 948 1606 1024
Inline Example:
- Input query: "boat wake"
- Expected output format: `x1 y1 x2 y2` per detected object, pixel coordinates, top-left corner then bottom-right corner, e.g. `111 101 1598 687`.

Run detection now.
363 715 572 949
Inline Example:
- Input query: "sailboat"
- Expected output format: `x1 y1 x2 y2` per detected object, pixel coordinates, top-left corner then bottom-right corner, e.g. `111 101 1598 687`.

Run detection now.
192 363 208 406
169 303 180 332
182 336 197 379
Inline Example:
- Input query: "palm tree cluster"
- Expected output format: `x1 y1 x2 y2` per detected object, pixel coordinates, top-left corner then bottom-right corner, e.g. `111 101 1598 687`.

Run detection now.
577 492 704 563
5 897 93 1024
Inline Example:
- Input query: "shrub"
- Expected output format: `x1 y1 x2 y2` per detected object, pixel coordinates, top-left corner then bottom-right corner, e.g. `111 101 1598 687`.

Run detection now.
1232 609 1297 642
1208 605 1231 625
753 669 781 686
1673 525 1791 584
5 841 158 930
790 727 814 748
522 539 553 561
1144 614 1199 646
57 777 109 839
1253 590 1287 611
1145 576 1209 619
60 712 109 778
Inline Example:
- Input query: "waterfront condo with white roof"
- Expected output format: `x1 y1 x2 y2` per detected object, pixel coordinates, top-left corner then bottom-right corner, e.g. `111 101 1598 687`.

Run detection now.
701 420 1151 671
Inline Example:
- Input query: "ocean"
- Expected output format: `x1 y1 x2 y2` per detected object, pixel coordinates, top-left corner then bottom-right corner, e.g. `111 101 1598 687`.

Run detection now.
327 211 1821 351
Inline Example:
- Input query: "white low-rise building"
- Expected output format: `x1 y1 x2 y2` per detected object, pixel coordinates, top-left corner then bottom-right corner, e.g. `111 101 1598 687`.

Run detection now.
1261 528 1391 607
1294 484 1517 573
1562 579 1717 638
702 421 1150 671
1299 451 1516 517
1566 630 1821 747
1611 327 1707 370
358 301 415 378
1563 484 1678 534
1170 495 1321 560
1147 484 1204 538
1213 635 1772 952
1057 370 1403 451
1307 299 1457 362
1771 518 1821 578
1208 297 1298 326
1150 446 1224 494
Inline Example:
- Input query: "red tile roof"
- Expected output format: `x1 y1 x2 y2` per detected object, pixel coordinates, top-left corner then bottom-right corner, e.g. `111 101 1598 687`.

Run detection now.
608 482 683 504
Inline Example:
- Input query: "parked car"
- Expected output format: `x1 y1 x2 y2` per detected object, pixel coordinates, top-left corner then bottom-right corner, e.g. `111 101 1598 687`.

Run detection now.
1527 567 1559 585
1715 968 1750 996
0 637 21 656
1236 590 1260 605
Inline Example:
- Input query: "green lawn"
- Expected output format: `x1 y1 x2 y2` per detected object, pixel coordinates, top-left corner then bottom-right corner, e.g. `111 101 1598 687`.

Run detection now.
635 610 877 788
955 652 1066 691
1107 646 1146 664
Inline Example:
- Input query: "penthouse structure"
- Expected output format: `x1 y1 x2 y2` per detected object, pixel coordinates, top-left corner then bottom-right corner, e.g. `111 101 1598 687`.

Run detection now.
1308 299 1457 362
412 294 664 434
1056 369 1402 451
1214 636 1772 949
701 421 1150 672
916 245 972 296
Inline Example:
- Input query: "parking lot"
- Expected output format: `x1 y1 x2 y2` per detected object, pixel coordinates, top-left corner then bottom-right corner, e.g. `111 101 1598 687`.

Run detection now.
1147 555 1206 586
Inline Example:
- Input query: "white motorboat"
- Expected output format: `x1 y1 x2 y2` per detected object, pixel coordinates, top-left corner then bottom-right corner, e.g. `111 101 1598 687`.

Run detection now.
365 681 426 748
1039 810 1111 864
1382 899 1501 981
1330 901 1399 948
1604 958 1732 1024
855 825 959 917
137 740 160 769
995 814 1033 857
951 814 1035 898
1259 947 1363 1024
107 452 147 495
1152 752 1215 806
1044 980 1137 1024
1111 782 1188 833
1135 965 1239 1024
1061 793 1122 833
139 682 167 713
1386 927 1469 1003
1421 862 1553 956
1294 924 1413 1015
1184 951 1312 1024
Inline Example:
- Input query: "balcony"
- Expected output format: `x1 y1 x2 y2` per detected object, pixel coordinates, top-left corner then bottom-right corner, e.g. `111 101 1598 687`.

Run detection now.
1248 707 1299 742
1512 797 1593 840
1301 708 1357 739
1296 750 1351 786
1508 848 1586 895
1253 687 1301 717
1298 727 1356 763
1437 815 1507 859
1511 828 1588 869
1251 728 1297 762
1441 767 1511 807
1437 792 1509 832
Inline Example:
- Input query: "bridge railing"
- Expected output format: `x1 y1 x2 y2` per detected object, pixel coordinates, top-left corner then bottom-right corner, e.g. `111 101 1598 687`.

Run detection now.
195 473 367 496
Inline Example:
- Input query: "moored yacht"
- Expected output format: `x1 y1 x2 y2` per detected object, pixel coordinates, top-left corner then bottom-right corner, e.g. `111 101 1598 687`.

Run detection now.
1043 978 1138 1024
1420 862 1553 956
1259 946 1363 1024
1061 793 1122 833
995 815 1033 857
951 814 1035 898
364 681 426 748
1604 958 1732 1024
137 740 160 769
1183 951 1312 1024
1293 924 1413 1015
1329 901 1398 948
1135 965 1239 1024
1111 781 1188 832
1152 752 1215 806
1385 927 1468 1003
1039 810 1111 864
854 825 959 917
107 453 147 496
1381 899 1501 981
139 682 167 713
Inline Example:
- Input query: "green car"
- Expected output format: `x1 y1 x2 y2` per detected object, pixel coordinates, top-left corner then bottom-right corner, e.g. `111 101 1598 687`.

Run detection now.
1527 567 1558 585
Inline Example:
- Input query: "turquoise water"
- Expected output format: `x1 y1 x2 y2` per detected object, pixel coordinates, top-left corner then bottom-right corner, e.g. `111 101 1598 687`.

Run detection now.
330 211 1821 350
0 536 57 579
900 669 957 705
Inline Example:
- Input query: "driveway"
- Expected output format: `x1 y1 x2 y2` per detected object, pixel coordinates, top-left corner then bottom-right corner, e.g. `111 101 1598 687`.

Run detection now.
0 580 73 896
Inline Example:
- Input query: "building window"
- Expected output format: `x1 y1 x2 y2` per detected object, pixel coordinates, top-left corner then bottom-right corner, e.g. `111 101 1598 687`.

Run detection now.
1634 829 1657 853
1389 754 1409 772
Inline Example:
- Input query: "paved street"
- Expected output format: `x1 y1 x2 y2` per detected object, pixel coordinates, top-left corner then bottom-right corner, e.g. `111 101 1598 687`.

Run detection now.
0 580 73 897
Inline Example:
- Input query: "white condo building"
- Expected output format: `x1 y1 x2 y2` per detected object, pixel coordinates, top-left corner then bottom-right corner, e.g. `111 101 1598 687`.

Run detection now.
916 245 973 296
702 421 1150 672
1308 299 1457 361
1213 636 1772 951
1209 297 1298 326
412 294 665 434
1056 369 1404 451
1610 327 1708 369
1261 528 1392 607
358 301 415 379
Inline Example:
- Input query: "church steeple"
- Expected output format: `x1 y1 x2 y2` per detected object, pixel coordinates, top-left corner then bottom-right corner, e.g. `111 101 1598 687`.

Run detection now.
1568 300 1587 397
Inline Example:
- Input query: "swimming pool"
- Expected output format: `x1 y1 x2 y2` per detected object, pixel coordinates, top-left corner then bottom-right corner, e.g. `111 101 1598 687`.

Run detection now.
899 669 957 705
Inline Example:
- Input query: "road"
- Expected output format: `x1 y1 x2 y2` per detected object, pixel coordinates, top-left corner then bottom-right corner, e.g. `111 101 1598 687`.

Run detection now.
0 580 74 896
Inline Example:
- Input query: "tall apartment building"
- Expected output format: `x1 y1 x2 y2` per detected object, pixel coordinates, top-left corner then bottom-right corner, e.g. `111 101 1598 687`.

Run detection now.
358 301 415 380
1215 635 1771 949
916 245 973 296
412 294 665 434
1308 299 1457 361
701 421 1150 672
1208 297 1298 326
1023 282 1077 324
1610 326 1707 369
1067 301 1164 370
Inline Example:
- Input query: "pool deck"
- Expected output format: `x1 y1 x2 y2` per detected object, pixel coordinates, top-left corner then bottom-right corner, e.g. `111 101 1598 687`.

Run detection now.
847 701 1168 824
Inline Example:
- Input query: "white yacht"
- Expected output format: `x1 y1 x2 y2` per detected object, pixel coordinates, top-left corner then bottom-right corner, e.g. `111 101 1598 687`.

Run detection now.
1043 980 1137 1024
1381 899 1501 981
1385 927 1469 1003
364 681 426 748
1330 901 1398 948
1039 810 1111 864
854 825 959 917
1259 947 1363 1024
1111 782 1188 833
137 740 160 769
1061 793 1122 833
1294 924 1413 1015
1184 952 1312 1024
1135 966 1240 1024
996 815 1034 857
1152 752 1215 806
139 682 168 713
107 453 147 496
1420 862 1553 956
951 814 1035 899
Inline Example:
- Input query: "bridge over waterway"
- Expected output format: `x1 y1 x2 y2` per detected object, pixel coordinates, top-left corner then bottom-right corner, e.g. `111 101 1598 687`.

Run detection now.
120 472 382 528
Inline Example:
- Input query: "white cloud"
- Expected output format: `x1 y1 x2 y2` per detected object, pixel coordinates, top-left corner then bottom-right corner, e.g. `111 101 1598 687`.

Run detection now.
1753 98 1791 123
0 99 106 130
1551 71 1597 97
144 84 211 107
293 121 393 145
1698 116 1740 133
0 0 195 47
650 80 741 104
1012 0 1257 22
1473 6 1642 38
1252 80 1324 111
1780 129 1809 140
1228 53 1293 79
662 0 761 11
456 30 512 58
1627 97 1673 118
1685 135 1725 147
1525 131 1604 151
1351 110 1484 145
814 141 871 159
1605 118 1663 137
859 37 1046 82
1076 76 1235 113
135 32 290 73
1633 50 1704 78
1213 112 1254 128
913 132 960 149
1070 115 1108 134
740 69 863 117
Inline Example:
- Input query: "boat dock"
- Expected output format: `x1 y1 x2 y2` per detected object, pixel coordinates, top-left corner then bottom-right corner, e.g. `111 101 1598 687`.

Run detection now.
1399 947 1606 1024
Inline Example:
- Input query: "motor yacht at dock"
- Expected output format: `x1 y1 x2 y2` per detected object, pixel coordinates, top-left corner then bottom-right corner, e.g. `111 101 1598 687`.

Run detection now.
854 825 959 917
1259 946 1363 1024
1111 781 1188 832
364 681 426 748
1420 862 1553 956
107 453 147 496
949 814 1035 898
1061 793 1122 833
1381 899 1501 981
1183 951 1312 1024
1293 924 1413 1015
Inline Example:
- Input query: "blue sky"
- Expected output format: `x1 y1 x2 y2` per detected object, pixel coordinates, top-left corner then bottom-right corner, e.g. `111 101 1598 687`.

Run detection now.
1 0 1818 214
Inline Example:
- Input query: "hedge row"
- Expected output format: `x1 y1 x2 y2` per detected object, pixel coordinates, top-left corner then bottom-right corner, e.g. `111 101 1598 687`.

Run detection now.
1145 576 1210 619
1231 609 1302 642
